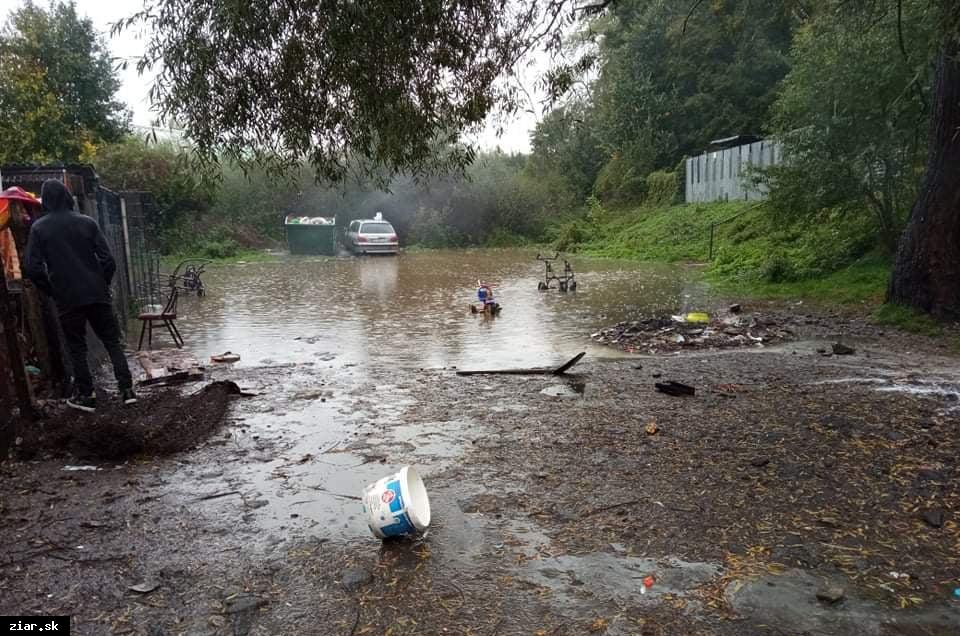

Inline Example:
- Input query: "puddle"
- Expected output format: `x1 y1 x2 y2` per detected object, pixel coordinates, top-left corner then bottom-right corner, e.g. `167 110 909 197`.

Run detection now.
522 552 720 614
380 420 481 464
540 382 586 398
813 375 960 412
729 569 960 635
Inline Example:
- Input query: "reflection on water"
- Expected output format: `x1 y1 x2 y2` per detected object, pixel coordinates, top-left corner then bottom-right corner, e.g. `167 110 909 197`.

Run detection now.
143 250 717 370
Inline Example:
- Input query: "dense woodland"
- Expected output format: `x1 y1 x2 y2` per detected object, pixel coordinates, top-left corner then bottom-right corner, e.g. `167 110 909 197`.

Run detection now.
1 0 957 316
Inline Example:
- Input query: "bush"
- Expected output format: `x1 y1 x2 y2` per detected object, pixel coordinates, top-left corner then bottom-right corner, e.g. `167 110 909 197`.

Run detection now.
594 153 648 204
553 220 589 252
645 170 677 207
759 252 796 282
485 226 528 247
200 239 239 259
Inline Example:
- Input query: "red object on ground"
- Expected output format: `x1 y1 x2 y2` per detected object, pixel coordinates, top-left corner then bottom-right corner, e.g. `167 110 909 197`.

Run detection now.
643 576 655 589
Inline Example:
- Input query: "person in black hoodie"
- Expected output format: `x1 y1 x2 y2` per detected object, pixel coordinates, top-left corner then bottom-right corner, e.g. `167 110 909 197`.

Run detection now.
24 179 136 412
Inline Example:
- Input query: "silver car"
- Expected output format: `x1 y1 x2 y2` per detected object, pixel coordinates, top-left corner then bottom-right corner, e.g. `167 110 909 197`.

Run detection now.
346 219 399 255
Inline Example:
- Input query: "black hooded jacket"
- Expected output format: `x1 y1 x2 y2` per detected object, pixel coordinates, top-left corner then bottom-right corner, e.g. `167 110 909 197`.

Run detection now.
23 180 116 312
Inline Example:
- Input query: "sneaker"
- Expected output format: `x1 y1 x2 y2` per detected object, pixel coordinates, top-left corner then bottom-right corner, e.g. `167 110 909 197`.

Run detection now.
67 393 97 413
120 388 138 405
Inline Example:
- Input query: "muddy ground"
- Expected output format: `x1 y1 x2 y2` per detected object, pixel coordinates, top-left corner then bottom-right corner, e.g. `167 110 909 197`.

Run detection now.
1 314 959 635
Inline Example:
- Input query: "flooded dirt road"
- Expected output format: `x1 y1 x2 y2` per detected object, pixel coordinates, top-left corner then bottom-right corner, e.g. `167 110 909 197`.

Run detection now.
3 250 960 635
168 250 715 369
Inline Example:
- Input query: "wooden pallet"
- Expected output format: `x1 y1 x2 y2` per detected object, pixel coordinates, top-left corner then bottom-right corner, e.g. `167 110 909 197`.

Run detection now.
135 348 205 387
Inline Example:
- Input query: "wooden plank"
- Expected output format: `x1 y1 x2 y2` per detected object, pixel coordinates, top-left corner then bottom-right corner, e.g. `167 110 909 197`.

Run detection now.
456 352 586 377
135 348 204 384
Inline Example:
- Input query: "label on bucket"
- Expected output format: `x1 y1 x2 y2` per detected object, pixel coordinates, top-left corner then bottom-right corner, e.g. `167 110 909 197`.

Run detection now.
364 477 415 538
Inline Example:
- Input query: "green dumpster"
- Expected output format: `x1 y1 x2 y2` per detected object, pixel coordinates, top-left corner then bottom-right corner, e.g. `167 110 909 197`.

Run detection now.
285 215 338 256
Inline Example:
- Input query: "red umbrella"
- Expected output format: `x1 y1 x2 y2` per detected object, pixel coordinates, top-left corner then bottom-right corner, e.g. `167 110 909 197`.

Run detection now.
0 187 41 206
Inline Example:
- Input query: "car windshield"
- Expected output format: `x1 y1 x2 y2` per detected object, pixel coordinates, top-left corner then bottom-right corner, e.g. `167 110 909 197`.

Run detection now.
360 222 394 234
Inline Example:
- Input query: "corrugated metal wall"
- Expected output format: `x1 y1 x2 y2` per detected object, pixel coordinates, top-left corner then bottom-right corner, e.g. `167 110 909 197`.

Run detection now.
685 140 783 203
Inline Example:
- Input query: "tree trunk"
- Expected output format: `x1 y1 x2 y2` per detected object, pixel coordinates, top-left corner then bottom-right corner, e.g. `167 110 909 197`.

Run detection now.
887 38 960 319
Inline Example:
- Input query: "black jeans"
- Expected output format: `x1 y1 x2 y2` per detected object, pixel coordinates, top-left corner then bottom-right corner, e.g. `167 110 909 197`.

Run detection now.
60 303 133 395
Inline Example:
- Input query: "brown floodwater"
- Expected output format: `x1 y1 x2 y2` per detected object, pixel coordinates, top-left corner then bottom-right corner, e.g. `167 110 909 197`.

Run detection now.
131 249 723 542
153 249 718 370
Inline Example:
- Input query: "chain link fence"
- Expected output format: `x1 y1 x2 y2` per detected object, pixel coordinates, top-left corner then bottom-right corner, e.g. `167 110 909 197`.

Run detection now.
95 188 164 326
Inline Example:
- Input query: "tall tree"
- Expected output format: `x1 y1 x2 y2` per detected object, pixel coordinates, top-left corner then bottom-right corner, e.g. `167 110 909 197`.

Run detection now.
119 0 571 183
0 0 129 163
590 0 795 174
0 50 68 163
888 2 960 318
767 0 936 252
527 101 606 199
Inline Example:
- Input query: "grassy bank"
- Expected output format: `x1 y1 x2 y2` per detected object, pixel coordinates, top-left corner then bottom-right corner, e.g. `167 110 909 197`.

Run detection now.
548 199 889 304
546 200 960 338
160 248 277 269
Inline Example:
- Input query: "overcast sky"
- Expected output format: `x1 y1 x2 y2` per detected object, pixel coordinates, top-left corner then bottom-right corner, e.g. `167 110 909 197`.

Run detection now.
0 0 547 153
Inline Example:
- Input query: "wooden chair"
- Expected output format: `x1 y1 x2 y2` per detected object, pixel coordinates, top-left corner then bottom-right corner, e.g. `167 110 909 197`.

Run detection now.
137 287 184 350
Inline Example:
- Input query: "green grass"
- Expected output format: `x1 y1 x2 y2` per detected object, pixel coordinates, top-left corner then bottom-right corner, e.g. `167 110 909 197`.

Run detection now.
568 201 755 262
871 303 945 337
546 199 892 309
161 248 276 268
709 256 890 306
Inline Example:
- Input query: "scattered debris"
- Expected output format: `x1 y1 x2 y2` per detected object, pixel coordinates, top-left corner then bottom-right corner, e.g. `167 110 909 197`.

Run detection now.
729 303 742 314
592 313 793 353
589 617 609 632
224 593 266 614
655 381 696 397
341 567 373 591
211 351 241 363
917 467 945 482
832 343 856 356
129 580 161 594
541 383 584 398
921 509 945 529
136 349 205 385
62 465 101 471
139 370 205 387
192 490 242 503
645 420 659 435
815 587 845 605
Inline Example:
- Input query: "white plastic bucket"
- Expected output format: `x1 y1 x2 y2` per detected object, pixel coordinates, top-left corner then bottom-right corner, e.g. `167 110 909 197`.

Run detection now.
362 466 431 539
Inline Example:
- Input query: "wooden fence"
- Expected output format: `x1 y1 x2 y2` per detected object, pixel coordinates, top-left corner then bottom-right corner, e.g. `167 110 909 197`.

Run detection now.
0 166 161 455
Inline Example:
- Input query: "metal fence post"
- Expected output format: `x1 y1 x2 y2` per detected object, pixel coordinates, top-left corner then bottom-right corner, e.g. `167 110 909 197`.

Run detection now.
120 197 134 297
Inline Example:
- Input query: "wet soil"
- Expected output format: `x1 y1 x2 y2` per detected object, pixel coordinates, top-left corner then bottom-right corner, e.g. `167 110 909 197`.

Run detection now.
2 325 958 634
2 251 959 635
13 381 244 461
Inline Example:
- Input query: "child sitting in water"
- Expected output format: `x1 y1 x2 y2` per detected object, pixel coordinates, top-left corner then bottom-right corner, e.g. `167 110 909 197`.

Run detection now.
471 280 500 314
477 281 494 306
